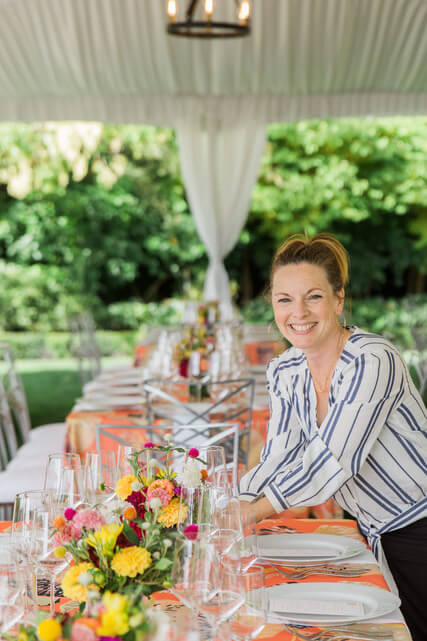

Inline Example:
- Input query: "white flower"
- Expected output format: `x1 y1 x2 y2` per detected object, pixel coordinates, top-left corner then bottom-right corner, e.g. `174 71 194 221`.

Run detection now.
149 497 162 511
153 551 160 560
177 458 202 489
164 433 173 443
77 572 92 587
163 538 172 548
142 522 150 530
131 480 142 491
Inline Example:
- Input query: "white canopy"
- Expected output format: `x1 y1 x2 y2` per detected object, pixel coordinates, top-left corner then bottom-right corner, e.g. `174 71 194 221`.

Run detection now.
1 0 426 301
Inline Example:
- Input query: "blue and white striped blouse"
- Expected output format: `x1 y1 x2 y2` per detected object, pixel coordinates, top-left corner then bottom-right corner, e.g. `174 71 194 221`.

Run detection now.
239 327 427 556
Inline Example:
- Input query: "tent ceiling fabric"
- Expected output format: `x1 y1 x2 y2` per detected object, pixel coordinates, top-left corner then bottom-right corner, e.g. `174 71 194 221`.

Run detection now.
0 0 426 125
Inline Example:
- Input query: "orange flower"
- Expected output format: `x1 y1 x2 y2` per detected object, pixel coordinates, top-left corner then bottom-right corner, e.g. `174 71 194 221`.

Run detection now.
123 506 137 521
148 479 174 498
53 516 65 530
200 469 208 481
74 618 99 632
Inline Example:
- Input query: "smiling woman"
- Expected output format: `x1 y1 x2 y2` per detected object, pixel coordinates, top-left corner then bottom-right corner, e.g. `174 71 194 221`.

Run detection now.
238 233 427 641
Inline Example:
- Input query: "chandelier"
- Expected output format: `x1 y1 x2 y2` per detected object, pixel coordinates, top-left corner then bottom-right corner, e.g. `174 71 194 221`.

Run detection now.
167 0 251 39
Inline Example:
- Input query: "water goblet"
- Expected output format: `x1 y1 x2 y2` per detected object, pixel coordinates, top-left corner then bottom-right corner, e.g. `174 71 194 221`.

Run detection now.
227 565 267 641
83 450 118 504
197 565 245 641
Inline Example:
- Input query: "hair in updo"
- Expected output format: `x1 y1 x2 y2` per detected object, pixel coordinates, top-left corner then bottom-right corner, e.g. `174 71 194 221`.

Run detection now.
270 232 349 294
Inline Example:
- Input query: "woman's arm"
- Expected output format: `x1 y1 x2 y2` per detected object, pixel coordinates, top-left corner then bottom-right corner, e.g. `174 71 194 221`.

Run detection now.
239 358 305 503
263 349 405 512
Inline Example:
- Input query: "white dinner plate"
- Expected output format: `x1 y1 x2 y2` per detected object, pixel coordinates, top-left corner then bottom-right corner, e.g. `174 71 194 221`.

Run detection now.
266 582 400 624
259 533 366 564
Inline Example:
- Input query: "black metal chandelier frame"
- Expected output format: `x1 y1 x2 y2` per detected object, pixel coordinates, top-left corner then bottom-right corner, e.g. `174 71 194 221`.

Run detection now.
167 0 250 39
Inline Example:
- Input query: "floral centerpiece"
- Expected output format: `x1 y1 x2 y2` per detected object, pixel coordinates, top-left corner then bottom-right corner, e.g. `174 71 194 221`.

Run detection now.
10 590 168 641
55 441 208 602
173 325 216 379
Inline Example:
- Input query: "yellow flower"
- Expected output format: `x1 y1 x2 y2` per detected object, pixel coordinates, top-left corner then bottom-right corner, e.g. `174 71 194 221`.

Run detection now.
115 475 137 500
61 562 97 602
86 522 123 553
37 619 62 641
97 610 129 637
102 591 128 612
97 591 129 636
158 497 187 527
111 546 152 577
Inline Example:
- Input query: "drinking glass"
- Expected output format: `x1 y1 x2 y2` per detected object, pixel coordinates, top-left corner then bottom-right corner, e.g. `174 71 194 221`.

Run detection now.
222 508 259 572
83 450 118 504
177 485 216 539
44 452 82 495
11 490 56 615
227 566 267 641
27 495 69 615
170 536 218 613
117 444 138 476
198 445 226 487
197 565 245 641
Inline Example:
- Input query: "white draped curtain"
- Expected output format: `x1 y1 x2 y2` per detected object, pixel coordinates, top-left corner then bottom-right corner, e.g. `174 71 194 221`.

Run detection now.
176 117 266 304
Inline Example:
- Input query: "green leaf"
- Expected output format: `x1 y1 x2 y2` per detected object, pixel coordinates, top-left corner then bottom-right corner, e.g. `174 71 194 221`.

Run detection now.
122 521 139 545
155 557 173 571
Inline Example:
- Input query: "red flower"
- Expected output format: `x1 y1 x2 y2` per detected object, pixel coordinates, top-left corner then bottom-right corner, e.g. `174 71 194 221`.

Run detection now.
184 524 198 540
188 448 199 458
64 507 76 521
144 442 154 448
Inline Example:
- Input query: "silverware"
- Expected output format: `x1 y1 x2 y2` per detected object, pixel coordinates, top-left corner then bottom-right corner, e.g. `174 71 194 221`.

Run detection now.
272 564 369 579
282 623 393 641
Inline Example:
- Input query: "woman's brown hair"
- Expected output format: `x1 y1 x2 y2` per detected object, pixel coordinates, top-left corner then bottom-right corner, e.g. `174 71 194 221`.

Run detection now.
270 232 350 294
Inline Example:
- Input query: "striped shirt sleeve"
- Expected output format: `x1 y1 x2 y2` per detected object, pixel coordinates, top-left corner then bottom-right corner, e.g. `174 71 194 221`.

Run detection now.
239 358 306 501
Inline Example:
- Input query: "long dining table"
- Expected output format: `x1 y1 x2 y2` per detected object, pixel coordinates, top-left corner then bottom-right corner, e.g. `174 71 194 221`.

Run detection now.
0 516 411 640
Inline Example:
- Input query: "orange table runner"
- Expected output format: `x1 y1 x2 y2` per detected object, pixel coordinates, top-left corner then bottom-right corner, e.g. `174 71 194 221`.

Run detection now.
1 518 410 640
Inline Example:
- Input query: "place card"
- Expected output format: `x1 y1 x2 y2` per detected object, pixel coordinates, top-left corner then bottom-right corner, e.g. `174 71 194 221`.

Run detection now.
269 597 365 617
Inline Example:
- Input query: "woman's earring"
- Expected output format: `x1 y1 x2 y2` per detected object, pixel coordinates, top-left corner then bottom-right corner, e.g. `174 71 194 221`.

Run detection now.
340 313 347 328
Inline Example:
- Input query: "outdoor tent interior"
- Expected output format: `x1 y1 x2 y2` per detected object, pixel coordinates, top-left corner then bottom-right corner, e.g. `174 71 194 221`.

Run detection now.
0 0 426 303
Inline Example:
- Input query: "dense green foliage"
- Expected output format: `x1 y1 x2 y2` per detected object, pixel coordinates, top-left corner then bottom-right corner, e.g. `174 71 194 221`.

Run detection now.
0 118 426 331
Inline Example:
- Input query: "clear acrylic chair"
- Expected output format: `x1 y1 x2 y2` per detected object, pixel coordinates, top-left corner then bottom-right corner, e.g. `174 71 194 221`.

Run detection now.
143 377 255 470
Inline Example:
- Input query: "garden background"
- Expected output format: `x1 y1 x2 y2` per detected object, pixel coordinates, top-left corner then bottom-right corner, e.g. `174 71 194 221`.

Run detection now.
1 116 426 425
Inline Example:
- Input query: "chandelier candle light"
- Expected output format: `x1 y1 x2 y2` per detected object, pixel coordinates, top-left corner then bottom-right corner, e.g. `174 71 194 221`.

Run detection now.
167 0 251 38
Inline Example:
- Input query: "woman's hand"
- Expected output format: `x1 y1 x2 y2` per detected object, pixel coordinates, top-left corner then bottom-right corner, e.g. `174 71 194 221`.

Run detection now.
240 496 276 523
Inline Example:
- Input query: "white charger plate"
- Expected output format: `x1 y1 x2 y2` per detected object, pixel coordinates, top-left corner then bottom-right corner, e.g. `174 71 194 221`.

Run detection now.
267 582 400 624
259 533 366 564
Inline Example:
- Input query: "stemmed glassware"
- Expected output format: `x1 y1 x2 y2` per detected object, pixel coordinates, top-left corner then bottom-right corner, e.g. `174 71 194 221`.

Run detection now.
83 449 118 504
0 534 25 633
44 452 84 509
11 490 58 616
197 565 245 641
226 565 267 641
170 536 218 613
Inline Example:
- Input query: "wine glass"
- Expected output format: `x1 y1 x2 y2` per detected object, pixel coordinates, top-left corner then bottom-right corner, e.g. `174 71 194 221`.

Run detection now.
198 445 227 487
210 497 243 561
177 485 216 539
222 508 259 573
11 490 55 616
27 494 70 616
170 536 218 613
83 450 118 504
227 565 267 641
44 452 82 494
197 565 245 641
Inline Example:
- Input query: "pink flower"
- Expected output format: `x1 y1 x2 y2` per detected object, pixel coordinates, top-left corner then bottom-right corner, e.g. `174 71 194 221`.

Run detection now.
71 622 98 641
144 442 154 448
71 509 106 537
54 522 75 545
146 487 171 507
184 524 199 540
64 507 77 521
188 448 199 458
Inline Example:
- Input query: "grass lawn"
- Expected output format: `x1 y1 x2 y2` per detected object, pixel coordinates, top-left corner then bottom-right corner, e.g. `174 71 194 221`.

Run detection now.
16 357 131 427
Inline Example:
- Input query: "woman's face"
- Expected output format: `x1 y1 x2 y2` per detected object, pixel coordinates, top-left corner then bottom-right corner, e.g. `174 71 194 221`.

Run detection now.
271 262 344 351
